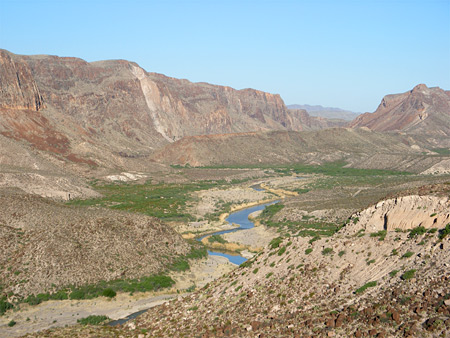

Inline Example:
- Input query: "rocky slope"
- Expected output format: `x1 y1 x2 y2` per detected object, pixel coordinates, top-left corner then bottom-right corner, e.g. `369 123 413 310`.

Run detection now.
150 128 437 171
0 189 191 298
26 192 449 338
288 104 360 121
349 84 450 147
0 49 327 174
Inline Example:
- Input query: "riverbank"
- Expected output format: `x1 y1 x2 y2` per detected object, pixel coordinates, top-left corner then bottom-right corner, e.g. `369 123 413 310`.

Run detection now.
0 255 235 338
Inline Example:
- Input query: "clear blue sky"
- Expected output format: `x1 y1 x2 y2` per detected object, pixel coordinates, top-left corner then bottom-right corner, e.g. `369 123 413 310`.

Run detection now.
1 0 449 112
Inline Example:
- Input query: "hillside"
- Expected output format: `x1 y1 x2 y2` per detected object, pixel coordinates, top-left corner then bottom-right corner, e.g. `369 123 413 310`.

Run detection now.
0 49 319 175
150 128 442 172
21 192 450 337
349 84 450 147
0 188 192 299
288 104 360 121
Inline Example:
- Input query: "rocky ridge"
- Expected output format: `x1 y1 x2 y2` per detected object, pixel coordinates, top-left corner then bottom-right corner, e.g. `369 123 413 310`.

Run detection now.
349 84 450 147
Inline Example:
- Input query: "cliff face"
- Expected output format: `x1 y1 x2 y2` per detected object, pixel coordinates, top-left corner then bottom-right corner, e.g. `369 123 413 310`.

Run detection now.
0 50 44 111
349 84 450 145
0 49 320 170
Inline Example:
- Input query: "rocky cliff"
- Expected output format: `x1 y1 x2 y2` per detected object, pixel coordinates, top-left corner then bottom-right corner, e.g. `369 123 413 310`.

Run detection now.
349 84 450 146
0 49 321 172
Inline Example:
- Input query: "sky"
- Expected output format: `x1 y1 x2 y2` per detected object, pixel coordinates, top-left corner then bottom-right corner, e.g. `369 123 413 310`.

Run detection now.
1 0 449 113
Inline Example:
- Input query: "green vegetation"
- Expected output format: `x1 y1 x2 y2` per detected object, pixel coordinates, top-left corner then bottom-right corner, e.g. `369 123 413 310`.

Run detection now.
102 288 116 298
269 237 283 249
409 226 427 238
389 270 399 277
0 296 14 315
366 259 375 265
77 315 110 325
8 320 16 327
401 269 417 280
321 247 333 255
355 281 377 294
338 250 345 257
208 235 227 244
68 180 226 222
260 203 284 219
370 230 387 241
277 246 287 256
401 251 414 259
439 223 450 239
168 244 208 272
431 148 450 156
305 248 313 255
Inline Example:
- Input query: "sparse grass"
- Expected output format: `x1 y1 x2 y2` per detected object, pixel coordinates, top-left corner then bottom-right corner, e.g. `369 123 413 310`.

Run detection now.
355 281 377 294
208 235 227 244
77 315 110 325
68 181 226 222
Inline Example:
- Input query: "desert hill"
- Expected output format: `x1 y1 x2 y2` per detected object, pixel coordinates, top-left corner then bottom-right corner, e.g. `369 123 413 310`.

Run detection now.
288 104 360 121
0 49 341 175
349 84 450 147
0 188 191 299
149 128 442 172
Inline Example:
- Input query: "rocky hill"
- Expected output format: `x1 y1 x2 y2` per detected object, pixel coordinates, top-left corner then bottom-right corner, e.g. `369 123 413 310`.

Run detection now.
26 192 449 337
150 128 440 172
0 49 329 174
0 188 191 298
288 104 360 121
349 84 450 147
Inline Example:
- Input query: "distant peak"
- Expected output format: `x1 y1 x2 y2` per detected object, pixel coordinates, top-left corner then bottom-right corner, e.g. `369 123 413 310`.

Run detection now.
411 84 429 93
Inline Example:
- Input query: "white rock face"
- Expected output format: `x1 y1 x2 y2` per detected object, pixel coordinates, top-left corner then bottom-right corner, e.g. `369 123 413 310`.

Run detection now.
345 195 450 234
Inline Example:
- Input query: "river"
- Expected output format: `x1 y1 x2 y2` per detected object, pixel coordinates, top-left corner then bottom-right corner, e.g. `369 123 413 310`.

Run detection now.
196 199 278 265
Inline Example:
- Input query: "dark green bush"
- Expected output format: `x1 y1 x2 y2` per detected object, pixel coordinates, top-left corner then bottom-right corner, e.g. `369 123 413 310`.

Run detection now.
401 269 416 280
322 247 333 255
102 288 116 298
77 315 109 325
408 226 426 238
8 320 16 327
439 223 450 239
355 281 377 294
305 248 313 255
0 297 13 315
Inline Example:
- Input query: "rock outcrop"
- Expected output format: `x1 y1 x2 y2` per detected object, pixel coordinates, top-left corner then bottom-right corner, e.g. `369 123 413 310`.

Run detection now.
349 84 450 146
346 195 450 233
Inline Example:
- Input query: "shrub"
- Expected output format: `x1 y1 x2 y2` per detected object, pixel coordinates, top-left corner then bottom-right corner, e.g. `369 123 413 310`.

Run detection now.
277 247 286 256
389 270 399 277
401 251 414 259
270 237 283 249
305 248 313 255
77 315 109 325
252 268 259 274
338 250 345 257
102 288 116 298
366 259 375 265
401 269 416 280
0 297 14 315
408 226 426 238
8 320 16 327
370 230 387 241
439 223 450 239
355 281 377 294
208 235 227 244
69 290 86 300
322 247 333 255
